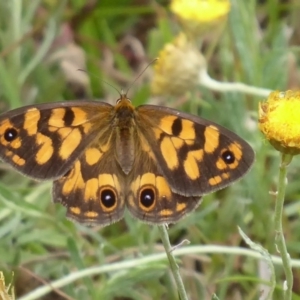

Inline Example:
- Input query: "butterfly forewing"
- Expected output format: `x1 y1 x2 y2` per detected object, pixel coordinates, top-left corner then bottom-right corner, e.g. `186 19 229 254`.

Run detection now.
0 101 113 179
136 105 255 197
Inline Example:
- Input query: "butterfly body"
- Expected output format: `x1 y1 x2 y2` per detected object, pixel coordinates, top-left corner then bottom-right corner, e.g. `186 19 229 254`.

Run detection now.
0 95 255 226
113 98 137 174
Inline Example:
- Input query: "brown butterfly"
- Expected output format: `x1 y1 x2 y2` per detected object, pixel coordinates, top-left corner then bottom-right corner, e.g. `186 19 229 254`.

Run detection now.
0 94 254 226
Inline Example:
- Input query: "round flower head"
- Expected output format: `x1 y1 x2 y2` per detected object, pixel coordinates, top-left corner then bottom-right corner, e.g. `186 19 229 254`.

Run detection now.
258 90 300 155
170 0 230 38
151 33 206 96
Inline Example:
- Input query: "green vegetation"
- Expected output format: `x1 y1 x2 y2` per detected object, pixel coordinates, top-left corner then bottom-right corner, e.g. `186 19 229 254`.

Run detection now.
0 0 300 299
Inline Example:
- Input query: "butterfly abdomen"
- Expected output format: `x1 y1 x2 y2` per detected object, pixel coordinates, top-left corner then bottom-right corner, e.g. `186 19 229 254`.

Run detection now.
112 99 138 174
115 127 136 174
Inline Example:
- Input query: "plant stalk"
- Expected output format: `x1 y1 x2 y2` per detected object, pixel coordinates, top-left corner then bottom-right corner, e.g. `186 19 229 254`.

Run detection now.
274 153 293 299
157 224 188 300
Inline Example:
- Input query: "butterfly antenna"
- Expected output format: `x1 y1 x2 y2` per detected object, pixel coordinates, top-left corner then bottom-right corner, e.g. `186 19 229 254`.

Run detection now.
125 58 158 95
77 69 121 96
78 59 157 97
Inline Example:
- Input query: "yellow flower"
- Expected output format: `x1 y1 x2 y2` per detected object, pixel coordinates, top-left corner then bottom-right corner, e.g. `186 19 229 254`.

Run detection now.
151 33 206 96
258 90 300 155
170 0 230 37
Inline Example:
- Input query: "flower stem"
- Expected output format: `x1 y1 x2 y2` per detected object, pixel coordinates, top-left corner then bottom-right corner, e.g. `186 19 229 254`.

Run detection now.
157 224 188 300
274 153 293 299
199 69 272 97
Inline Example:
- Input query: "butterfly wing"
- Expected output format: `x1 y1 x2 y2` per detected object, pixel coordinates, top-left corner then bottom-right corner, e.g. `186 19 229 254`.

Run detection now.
126 145 201 224
53 139 126 226
0 101 113 179
0 98 254 226
136 105 255 197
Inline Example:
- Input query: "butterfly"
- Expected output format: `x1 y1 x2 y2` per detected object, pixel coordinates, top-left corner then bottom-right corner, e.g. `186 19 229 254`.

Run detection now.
0 94 254 226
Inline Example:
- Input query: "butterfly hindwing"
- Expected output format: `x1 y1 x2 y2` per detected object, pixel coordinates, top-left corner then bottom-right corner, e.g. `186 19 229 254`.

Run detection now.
53 140 126 226
126 148 201 224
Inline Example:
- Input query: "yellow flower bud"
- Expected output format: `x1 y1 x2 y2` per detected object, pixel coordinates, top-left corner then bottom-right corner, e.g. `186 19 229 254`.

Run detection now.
258 90 300 155
151 33 206 96
170 0 230 38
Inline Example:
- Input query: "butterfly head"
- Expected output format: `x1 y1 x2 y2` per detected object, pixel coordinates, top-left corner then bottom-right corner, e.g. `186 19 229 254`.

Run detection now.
116 91 132 105
114 91 135 121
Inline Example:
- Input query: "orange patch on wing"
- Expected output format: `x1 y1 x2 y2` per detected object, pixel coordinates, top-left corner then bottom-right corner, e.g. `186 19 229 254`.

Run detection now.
171 137 184 149
176 202 187 212
98 174 118 188
99 139 111 153
10 137 21 149
12 154 25 166
48 126 58 132
183 149 203 180
208 175 222 186
159 209 172 216
204 125 220 154
58 128 72 139
5 150 25 165
62 161 85 195
35 133 54 165
222 172 230 179
24 108 40 135
156 176 172 200
69 206 81 215
59 128 82 160
82 122 92 133
85 148 102 165
5 150 13 157
179 119 196 140
84 178 98 201
71 108 88 125
140 173 155 186
84 211 98 218
160 137 179 170
49 108 66 128
228 142 243 161
216 157 227 170
159 115 177 135
153 127 162 140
